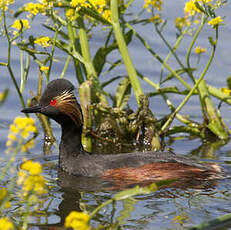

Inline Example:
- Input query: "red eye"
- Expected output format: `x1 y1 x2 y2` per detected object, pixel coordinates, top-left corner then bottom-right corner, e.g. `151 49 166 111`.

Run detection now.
50 99 56 106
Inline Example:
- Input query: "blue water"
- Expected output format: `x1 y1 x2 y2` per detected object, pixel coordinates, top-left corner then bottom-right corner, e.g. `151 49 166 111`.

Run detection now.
1 0 231 229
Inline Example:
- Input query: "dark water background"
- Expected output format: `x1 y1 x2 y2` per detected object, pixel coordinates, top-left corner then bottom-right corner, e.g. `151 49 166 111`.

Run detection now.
1 0 231 229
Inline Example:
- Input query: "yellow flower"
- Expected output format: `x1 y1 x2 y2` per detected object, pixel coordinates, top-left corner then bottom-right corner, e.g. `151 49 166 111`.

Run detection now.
25 2 45 16
6 117 37 151
23 175 47 195
17 171 27 185
0 189 12 209
42 0 53 8
0 0 14 11
14 117 35 129
184 0 201 16
14 117 37 137
18 165 47 196
11 19 30 30
66 9 78 21
208 16 223 27
21 160 42 175
102 9 111 22
4 201 11 209
34 37 51 47
0 188 7 201
172 213 190 224
0 217 14 230
149 14 164 24
65 211 90 230
40 66 49 72
175 16 190 29
21 129 29 139
144 0 162 12
71 0 91 9
9 124 19 134
194 19 200 25
221 87 231 96
6 140 12 147
21 139 35 152
91 0 107 12
28 194 38 204
195 46 207 54
0 92 4 101
7 133 17 141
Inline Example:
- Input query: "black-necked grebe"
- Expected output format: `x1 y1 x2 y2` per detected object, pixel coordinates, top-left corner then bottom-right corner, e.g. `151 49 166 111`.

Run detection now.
21 79 222 184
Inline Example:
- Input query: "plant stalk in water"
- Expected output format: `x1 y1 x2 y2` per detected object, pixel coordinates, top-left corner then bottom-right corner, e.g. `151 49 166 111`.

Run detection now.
111 0 143 105
161 24 220 135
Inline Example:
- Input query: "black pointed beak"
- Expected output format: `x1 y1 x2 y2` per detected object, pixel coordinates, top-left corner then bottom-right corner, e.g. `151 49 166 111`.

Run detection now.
21 105 42 114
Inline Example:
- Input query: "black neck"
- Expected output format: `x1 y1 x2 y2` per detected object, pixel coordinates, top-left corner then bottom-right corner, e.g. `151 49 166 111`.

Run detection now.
59 122 84 165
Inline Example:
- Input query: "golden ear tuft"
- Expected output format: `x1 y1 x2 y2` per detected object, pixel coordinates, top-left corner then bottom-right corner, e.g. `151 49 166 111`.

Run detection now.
55 90 83 127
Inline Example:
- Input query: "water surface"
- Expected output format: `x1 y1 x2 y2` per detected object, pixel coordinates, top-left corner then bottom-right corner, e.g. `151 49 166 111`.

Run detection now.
1 1 231 229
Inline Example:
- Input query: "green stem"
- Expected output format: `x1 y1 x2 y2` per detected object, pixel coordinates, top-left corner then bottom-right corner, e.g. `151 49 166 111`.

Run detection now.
20 50 24 91
90 199 113 219
126 22 192 90
77 17 97 79
79 81 92 152
187 212 231 230
161 26 217 133
77 17 109 106
2 9 26 109
186 14 207 81
153 26 200 126
159 27 189 84
156 26 188 78
37 73 55 143
138 72 199 128
111 0 143 104
20 51 30 93
66 18 84 83
186 15 207 119
46 27 58 83
21 194 33 230
0 177 16 212
60 55 71 78
0 62 7 66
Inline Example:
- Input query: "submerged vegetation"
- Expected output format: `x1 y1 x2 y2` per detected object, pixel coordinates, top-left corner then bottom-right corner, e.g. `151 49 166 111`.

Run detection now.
0 0 231 229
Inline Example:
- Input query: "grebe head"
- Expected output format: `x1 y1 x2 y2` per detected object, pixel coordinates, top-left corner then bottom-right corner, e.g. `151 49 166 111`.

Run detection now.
21 79 83 127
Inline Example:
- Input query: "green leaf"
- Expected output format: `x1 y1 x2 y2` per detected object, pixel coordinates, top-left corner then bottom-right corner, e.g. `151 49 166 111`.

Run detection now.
161 68 196 84
0 89 9 106
199 80 229 140
194 2 207 14
116 199 136 225
113 185 152 201
108 60 122 72
80 7 111 25
115 77 131 110
101 76 122 88
147 86 190 97
207 4 215 18
93 46 116 76
207 120 228 140
43 24 69 40
55 39 84 63
226 76 231 89
93 30 133 76
208 36 216 46
13 5 25 18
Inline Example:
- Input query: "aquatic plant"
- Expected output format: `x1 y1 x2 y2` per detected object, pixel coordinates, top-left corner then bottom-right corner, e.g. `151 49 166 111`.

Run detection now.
0 0 229 152
0 0 231 229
